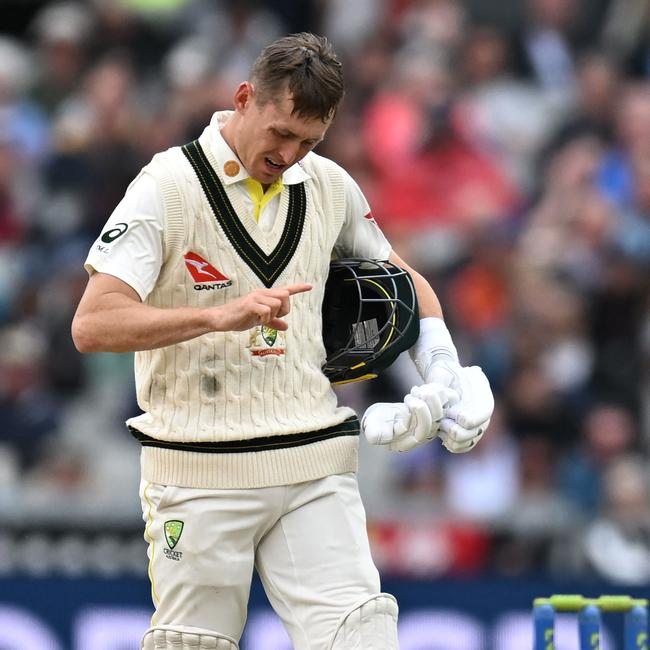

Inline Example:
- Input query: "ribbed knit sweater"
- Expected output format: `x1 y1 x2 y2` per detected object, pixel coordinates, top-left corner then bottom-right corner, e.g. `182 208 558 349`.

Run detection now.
127 128 359 489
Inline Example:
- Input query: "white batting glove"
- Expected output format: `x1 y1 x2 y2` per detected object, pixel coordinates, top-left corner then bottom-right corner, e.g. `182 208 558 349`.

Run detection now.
437 365 493 453
409 317 493 454
361 383 456 452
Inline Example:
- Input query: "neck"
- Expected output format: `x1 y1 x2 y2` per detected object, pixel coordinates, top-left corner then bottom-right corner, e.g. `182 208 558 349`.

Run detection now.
220 113 273 191
219 114 238 158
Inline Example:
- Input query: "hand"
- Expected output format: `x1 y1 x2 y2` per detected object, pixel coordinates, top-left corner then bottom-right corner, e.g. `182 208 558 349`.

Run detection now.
361 382 456 452
436 365 494 453
408 317 493 453
214 283 312 332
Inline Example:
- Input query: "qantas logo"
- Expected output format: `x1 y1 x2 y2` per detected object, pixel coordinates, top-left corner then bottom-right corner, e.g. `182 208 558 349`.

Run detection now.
184 252 232 290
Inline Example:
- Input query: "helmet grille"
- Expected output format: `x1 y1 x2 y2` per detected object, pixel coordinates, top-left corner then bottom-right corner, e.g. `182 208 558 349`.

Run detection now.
321 258 420 383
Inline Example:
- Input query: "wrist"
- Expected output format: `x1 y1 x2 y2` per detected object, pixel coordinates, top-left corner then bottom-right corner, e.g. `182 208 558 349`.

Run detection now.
200 305 225 333
409 317 459 383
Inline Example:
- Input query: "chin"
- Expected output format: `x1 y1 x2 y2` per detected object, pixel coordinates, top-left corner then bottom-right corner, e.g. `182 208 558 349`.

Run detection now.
258 169 280 183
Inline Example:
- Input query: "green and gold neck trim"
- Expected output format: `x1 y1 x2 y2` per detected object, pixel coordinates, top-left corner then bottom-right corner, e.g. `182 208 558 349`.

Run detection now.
182 140 306 288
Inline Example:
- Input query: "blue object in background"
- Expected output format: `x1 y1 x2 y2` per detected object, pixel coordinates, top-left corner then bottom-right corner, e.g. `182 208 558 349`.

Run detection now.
533 603 555 650
624 606 649 650
0 576 646 649
578 605 601 649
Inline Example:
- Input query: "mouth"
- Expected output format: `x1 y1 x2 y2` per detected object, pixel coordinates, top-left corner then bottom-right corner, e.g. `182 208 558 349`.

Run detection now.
264 157 285 173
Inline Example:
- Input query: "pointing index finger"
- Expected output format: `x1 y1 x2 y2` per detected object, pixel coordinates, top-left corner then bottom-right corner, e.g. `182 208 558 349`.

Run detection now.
284 283 313 295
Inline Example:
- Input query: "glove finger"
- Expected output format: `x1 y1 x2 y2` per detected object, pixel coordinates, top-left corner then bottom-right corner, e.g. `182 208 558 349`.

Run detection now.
439 417 486 443
440 417 484 440
404 394 434 442
392 407 412 436
439 427 484 453
362 418 395 446
412 384 461 415
445 410 492 431
410 383 444 421
389 422 445 451
445 404 492 431
442 437 477 453
387 431 419 452
389 399 443 452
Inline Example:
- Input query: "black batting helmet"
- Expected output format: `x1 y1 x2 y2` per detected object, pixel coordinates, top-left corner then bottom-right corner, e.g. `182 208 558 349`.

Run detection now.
321 258 420 384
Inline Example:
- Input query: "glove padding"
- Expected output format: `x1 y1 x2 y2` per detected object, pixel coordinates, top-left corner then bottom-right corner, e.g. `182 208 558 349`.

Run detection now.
362 383 457 452
436 365 494 453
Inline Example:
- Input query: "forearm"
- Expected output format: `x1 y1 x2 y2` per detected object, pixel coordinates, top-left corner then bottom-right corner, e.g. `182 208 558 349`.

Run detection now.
388 250 443 318
72 295 216 353
72 273 312 353
408 265 444 319
386 251 458 380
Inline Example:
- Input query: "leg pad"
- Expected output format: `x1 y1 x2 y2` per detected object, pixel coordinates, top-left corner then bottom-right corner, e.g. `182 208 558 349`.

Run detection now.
330 593 399 649
142 626 239 649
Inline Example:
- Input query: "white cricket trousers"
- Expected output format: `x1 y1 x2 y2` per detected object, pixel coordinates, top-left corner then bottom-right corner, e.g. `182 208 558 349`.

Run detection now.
139 472 383 649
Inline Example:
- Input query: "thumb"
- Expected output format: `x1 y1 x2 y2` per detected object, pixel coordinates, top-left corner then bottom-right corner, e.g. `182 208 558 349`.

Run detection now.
404 394 433 442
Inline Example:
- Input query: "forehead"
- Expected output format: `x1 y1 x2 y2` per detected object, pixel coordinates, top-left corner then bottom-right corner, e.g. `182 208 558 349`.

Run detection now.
255 90 331 139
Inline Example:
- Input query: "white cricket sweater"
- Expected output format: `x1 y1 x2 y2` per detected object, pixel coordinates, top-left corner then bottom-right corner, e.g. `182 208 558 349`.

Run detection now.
127 129 361 489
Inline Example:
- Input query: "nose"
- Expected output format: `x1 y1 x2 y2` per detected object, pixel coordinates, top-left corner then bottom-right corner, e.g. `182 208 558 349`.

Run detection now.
277 141 301 164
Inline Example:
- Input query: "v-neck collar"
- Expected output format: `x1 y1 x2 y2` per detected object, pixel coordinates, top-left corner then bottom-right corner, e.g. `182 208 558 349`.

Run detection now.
182 139 307 288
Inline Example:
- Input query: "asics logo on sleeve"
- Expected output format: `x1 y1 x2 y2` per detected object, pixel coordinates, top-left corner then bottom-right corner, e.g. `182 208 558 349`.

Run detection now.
183 252 232 290
101 222 129 243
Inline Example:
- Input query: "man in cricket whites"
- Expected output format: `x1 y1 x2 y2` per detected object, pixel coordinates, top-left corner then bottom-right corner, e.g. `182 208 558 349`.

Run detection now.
72 32 493 650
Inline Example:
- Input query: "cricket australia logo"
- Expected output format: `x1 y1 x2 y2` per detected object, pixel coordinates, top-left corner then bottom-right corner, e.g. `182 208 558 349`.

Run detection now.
249 325 286 357
163 520 184 561
262 325 277 347
184 252 232 290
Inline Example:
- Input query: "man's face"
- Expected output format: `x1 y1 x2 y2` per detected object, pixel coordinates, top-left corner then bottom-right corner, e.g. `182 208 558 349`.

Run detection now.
233 83 332 184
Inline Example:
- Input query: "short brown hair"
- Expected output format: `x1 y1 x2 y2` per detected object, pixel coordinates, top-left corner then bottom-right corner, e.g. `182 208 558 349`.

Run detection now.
250 33 344 122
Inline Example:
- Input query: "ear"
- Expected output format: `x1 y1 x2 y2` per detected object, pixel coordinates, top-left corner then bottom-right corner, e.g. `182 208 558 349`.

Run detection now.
233 82 254 113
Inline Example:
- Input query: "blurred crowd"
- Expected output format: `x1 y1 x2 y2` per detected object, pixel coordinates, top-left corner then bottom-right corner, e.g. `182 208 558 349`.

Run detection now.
0 0 649 583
